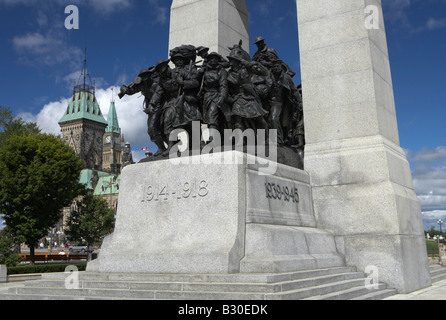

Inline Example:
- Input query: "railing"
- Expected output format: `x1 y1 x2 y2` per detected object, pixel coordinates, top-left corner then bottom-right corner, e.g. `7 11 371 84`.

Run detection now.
73 83 95 95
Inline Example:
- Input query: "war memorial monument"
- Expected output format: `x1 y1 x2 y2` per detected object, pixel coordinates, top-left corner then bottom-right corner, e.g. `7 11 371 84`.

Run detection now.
88 0 431 295
2 0 433 300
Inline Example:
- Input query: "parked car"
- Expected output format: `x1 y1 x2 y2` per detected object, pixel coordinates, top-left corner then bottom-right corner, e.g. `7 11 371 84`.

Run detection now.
69 243 92 253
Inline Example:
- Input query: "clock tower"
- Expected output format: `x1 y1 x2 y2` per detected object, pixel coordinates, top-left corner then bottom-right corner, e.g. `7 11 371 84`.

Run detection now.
102 99 123 174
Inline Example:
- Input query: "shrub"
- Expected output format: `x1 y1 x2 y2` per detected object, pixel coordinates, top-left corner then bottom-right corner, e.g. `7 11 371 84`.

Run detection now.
0 228 22 267
426 240 439 256
7 263 86 275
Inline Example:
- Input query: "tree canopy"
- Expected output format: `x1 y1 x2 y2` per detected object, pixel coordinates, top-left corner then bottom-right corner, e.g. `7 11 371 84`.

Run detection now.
0 227 22 267
0 131 84 260
0 106 40 147
66 191 115 251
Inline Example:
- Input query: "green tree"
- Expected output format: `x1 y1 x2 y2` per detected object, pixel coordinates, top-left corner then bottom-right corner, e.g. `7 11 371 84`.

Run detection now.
0 106 40 147
426 227 444 238
0 227 22 267
0 133 84 263
0 106 12 130
66 192 115 260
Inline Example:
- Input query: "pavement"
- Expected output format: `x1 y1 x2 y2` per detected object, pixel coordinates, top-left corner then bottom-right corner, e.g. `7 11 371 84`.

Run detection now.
0 281 25 294
384 278 446 300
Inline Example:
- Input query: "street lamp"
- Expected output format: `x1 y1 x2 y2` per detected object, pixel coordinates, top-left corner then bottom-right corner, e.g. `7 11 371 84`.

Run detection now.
437 219 444 266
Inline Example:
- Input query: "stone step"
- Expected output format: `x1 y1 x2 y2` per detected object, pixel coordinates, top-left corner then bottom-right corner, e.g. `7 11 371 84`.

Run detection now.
0 266 396 300
40 266 358 283
304 283 390 300
266 278 369 300
23 271 365 294
429 264 446 283
351 288 398 300
7 286 157 300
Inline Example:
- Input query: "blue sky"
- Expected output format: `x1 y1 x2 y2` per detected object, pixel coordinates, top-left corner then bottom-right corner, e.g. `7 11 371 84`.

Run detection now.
0 0 445 230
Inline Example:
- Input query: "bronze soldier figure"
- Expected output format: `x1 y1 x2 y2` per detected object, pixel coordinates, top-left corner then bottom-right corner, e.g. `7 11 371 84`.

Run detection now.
119 66 166 156
289 84 305 149
198 52 230 144
226 49 269 133
266 59 301 145
252 36 296 78
170 50 202 132
119 40 305 168
147 59 180 156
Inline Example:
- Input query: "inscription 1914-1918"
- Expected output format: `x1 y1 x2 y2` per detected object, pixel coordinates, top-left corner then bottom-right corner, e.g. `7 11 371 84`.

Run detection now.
265 182 299 203
141 180 209 202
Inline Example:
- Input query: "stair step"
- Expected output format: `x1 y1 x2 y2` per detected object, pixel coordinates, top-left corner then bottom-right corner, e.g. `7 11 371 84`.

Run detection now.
429 264 446 283
40 266 358 283
351 288 398 300
266 278 368 300
25 271 365 294
0 266 397 300
303 283 388 300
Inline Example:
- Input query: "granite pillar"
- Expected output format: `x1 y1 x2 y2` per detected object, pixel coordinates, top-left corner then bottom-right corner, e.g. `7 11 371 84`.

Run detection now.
296 0 431 293
169 0 249 57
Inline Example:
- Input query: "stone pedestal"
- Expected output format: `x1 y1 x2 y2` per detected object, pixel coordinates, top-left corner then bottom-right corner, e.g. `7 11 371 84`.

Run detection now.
296 0 431 293
169 0 249 57
88 151 344 274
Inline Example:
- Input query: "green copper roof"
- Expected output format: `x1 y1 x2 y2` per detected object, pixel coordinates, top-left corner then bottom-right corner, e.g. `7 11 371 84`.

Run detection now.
79 169 110 190
79 169 120 195
59 90 108 125
105 101 121 134
79 169 94 189
93 175 121 196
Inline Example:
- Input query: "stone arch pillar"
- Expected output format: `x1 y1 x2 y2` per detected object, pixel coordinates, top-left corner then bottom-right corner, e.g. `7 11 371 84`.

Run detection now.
295 0 430 293
169 0 249 57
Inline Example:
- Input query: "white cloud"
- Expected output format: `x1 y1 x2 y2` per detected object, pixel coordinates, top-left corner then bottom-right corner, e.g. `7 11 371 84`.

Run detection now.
8 0 135 72
88 0 131 15
13 32 53 52
0 0 36 4
408 146 446 212
426 17 446 30
95 87 149 147
383 1 446 34
422 210 446 232
383 0 412 28
19 86 151 163
13 31 83 68
0 0 131 15
147 0 169 25
18 97 71 136
256 0 273 16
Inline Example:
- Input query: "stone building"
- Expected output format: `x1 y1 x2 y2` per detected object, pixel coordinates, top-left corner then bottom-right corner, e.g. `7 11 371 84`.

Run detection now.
102 100 123 175
55 56 133 243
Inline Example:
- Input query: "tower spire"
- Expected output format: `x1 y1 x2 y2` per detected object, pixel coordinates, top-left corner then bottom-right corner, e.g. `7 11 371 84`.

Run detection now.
83 47 87 88
74 46 94 95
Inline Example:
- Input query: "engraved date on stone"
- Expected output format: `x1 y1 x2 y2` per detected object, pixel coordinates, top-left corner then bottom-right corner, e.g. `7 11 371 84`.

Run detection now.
141 180 209 202
265 182 299 203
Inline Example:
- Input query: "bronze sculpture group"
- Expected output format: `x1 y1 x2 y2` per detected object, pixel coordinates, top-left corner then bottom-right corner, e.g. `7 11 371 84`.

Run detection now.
119 37 304 165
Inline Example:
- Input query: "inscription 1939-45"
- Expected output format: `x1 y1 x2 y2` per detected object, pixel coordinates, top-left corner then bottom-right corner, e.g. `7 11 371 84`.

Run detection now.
141 180 209 202
265 182 299 203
